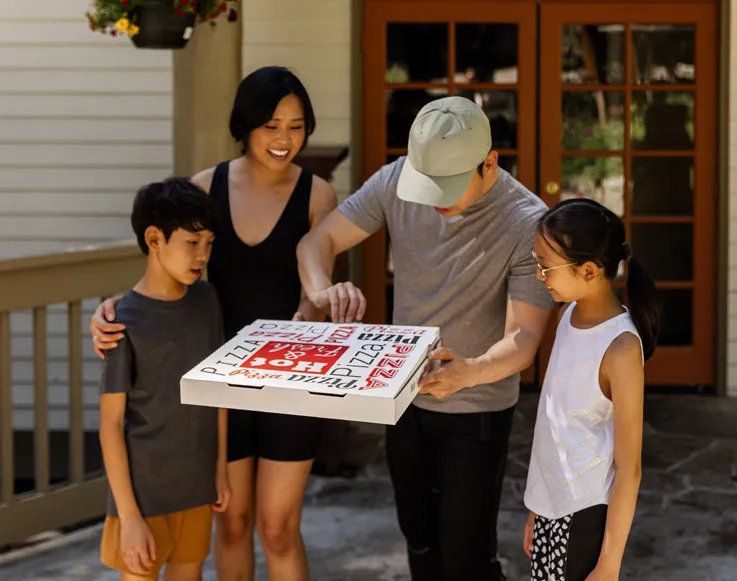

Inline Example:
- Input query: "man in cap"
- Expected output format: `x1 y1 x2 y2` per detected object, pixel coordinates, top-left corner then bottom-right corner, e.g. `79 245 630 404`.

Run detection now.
297 96 553 580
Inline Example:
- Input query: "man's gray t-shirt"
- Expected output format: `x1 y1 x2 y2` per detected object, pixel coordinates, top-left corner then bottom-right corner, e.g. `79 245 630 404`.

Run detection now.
339 158 553 413
100 280 223 517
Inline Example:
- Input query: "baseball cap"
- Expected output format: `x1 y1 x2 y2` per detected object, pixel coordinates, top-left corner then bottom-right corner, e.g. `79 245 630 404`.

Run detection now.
397 96 491 208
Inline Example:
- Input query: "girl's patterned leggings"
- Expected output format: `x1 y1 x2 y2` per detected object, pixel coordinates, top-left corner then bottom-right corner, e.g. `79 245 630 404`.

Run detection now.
530 504 608 581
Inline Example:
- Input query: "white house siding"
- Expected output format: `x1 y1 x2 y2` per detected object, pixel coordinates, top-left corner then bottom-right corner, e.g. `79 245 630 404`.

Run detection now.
240 0 354 202
0 0 174 429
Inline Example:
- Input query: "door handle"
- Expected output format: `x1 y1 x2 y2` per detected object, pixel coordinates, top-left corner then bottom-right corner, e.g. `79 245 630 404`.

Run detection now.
544 181 560 196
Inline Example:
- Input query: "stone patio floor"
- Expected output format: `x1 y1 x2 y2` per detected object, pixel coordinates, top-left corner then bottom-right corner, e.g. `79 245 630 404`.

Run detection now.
1 392 736 580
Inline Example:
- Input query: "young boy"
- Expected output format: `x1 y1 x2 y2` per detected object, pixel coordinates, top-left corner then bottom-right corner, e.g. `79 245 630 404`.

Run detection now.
99 178 230 581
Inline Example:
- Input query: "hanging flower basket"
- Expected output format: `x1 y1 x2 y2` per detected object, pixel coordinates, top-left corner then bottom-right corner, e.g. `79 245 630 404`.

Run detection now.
86 0 238 50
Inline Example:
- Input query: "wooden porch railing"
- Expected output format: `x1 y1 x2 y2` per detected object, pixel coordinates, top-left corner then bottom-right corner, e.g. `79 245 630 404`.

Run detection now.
0 242 145 549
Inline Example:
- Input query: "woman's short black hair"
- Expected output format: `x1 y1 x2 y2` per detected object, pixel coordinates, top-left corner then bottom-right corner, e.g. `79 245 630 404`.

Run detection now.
229 66 316 152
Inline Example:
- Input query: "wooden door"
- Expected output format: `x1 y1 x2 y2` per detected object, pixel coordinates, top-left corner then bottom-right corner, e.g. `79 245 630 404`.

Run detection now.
538 3 718 385
362 0 538 381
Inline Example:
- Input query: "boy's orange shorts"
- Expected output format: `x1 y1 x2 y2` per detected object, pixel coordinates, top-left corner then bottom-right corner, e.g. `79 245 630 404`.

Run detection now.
100 504 213 579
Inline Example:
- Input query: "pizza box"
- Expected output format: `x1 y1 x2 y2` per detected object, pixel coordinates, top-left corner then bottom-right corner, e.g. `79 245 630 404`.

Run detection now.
181 319 440 425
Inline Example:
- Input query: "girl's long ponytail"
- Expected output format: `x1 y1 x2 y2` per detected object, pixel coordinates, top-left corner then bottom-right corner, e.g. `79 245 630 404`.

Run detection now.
625 257 660 361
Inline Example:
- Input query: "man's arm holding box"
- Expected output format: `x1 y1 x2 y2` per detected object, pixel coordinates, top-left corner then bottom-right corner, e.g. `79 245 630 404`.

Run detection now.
419 230 554 398
418 298 551 398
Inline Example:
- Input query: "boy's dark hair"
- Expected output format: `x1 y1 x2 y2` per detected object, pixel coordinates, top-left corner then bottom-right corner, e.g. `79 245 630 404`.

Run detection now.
538 198 660 361
229 66 316 154
131 178 216 255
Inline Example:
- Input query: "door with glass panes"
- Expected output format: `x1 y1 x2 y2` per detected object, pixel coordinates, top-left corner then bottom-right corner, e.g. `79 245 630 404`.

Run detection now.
538 2 717 385
361 0 718 386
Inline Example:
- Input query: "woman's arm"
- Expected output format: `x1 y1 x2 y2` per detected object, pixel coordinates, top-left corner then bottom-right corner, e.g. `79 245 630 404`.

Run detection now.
591 332 644 578
295 176 338 322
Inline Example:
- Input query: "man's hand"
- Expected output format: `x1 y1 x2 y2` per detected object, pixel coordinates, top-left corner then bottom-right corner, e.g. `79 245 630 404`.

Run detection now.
211 464 231 513
120 515 156 576
90 296 125 359
418 347 479 399
310 282 366 323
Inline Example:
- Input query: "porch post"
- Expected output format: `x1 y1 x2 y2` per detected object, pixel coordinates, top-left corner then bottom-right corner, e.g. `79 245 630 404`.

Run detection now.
172 3 242 177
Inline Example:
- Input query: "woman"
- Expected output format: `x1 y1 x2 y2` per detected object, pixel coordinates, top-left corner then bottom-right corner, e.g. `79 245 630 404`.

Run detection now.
90 66 337 581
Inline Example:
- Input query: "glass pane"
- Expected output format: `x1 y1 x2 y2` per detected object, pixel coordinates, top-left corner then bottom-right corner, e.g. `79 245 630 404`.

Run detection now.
455 23 518 84
563 91 624 150
632 25 695 85
387 23 448 83
631 158 694 216
386 89 449 148
457 90 517 149
657 289 692 346
499 156 517 178
631 91 694 150
562 24 625 84
631 223 693 281
562 157 624 216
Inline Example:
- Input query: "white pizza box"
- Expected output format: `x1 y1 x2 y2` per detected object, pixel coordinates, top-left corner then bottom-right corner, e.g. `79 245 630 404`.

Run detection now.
181 319 440 425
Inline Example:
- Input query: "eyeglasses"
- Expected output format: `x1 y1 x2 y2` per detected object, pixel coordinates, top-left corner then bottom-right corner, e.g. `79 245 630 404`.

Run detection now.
532 250 574 281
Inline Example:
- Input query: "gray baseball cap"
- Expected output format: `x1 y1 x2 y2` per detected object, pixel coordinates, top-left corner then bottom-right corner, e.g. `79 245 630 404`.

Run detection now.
397 96 491 208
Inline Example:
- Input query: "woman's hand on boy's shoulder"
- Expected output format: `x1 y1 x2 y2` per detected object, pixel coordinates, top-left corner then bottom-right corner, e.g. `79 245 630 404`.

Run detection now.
90 296 125 359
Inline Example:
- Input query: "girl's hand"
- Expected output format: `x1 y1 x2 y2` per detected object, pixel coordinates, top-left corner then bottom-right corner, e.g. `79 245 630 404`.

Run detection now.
523 511 535 558
585 562 620 580
120 515 156 576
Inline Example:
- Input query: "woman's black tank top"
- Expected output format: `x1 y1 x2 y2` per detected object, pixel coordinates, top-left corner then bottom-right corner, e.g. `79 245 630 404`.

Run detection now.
208 161 313 340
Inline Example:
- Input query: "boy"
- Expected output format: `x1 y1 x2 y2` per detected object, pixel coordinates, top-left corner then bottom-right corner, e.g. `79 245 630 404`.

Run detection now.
99 178 230 581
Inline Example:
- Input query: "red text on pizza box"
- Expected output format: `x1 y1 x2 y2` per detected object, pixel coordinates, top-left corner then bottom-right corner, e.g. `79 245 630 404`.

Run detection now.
181 319 440 425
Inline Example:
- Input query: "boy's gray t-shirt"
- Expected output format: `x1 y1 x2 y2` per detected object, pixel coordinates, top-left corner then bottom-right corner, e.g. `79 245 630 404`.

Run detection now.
339 158 553 413
100 280 223 517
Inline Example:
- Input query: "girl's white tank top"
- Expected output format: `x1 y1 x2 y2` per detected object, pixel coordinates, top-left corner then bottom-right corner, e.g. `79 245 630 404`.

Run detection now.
524 302 642 519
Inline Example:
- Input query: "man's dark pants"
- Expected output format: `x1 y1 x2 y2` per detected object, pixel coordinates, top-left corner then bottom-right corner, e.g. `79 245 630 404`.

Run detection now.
386 403 516 581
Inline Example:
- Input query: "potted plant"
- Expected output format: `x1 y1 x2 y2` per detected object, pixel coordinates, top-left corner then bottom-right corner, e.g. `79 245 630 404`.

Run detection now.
86 0 238 49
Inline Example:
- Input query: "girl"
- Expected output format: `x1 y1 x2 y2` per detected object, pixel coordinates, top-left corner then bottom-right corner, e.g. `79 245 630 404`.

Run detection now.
90 66 338 581
523 198 659 581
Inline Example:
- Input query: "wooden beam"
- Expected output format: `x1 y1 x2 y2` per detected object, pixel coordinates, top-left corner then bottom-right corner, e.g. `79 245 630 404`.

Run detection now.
173 2 242 177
